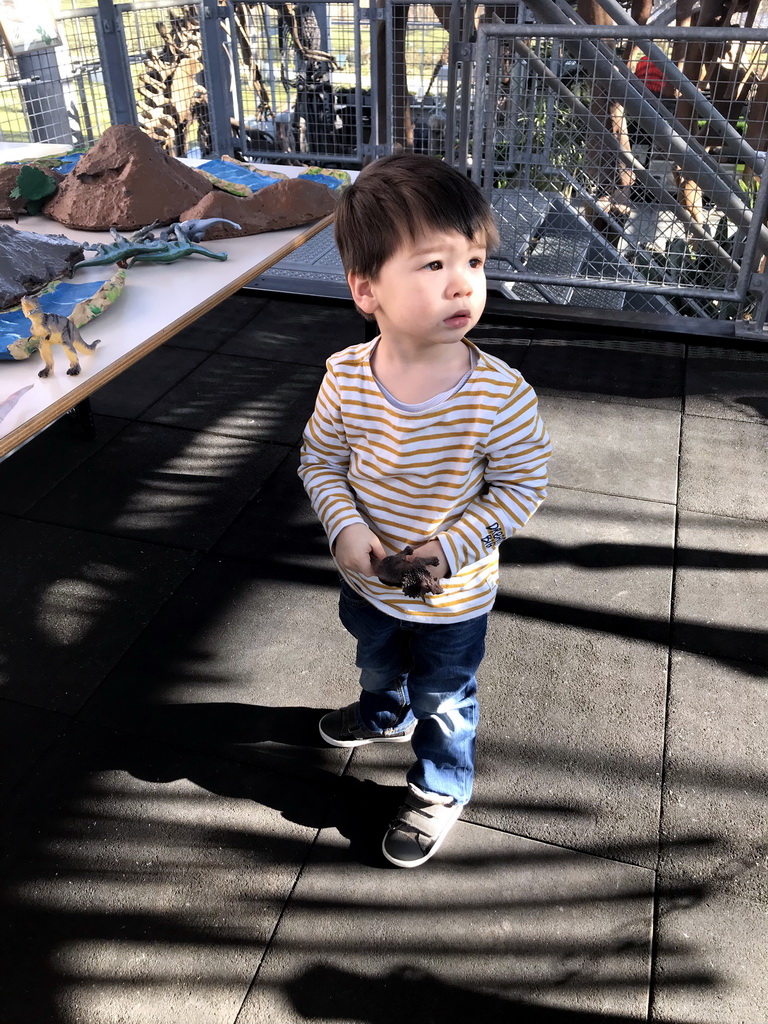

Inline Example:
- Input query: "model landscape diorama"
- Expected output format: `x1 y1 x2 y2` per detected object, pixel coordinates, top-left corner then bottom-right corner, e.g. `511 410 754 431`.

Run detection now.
0 123 343 394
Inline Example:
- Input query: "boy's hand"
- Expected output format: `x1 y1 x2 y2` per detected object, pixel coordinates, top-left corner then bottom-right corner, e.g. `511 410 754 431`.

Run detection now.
333 524 386 576
409 539 449 582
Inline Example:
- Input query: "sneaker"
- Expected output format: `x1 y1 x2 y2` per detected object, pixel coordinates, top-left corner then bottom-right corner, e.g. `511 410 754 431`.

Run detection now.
318 702 416 748
382 784 464 868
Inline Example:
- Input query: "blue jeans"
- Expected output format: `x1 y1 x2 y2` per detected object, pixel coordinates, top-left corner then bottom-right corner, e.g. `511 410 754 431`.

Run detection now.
338 581 488 805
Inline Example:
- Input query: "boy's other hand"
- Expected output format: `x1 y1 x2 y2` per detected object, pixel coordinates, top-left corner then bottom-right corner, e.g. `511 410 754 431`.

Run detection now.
409 540 449 582
334 524 386 576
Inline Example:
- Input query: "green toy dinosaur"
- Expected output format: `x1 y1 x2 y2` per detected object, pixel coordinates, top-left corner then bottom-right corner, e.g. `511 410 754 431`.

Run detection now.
77 219 238 268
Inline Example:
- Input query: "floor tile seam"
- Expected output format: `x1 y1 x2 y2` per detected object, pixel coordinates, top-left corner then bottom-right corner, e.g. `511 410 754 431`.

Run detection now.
203 348 336 371
681 409 768 429
231 852 316 1024
459 817 658 876
129 415 300 450
167 315 264 344
0 716 80 809
204 445 304 560
168 347 329 373
648 389 684 1020
164 323 259 348
231 751 355 1024
0 693 75 719
10 510 214 555
676 503 768 525
60 550 202 709
97 349 214 420
649 527 681 1018
533 387 684 413
0 414 135 519
548 482 677 508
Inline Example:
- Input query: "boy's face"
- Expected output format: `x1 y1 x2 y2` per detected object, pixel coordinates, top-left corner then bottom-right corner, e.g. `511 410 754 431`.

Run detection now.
348 228 487 351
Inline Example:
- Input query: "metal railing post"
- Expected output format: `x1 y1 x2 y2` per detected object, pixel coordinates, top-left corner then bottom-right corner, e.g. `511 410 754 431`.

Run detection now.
199 0 235 157
95 0 137 128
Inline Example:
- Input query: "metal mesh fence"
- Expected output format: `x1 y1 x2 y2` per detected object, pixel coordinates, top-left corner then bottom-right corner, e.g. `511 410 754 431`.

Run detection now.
226 1 368 164
226 2 451 165
0 18 96 146
2 3 768 328
468 24 768 321
121 3 210 157
388 2 452 155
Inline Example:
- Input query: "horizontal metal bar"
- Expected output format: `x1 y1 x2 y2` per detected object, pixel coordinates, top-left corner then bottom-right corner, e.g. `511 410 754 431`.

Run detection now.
477 23 768 41
485 267 739 301
58 0 221 16
56 8 98 18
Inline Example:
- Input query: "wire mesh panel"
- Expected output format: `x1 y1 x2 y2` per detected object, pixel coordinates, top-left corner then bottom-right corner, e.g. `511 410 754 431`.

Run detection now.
0 4 136 149
57 9 116 146
4 2 768 330
467 23 768 323
119 3 211 156
223 1 371 165
0 11 106 147
381 1 453 155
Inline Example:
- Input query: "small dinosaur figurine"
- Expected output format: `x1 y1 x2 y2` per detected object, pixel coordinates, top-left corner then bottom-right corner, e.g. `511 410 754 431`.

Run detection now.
20 294 100 377
371 545 444 600
157 218 241 243
77 220 237 269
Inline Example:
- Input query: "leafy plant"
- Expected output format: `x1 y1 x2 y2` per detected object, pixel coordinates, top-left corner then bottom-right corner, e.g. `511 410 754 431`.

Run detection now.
9 165 58 215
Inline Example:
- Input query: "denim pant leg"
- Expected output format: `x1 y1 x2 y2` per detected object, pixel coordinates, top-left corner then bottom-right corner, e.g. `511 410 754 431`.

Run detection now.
404 614 488 806
338 582 416 734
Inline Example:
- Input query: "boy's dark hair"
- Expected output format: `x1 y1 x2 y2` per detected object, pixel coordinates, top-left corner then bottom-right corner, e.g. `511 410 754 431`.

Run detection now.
334 153 499 280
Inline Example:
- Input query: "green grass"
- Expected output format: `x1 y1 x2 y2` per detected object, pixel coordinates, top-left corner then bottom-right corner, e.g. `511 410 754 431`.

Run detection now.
0 93 28 140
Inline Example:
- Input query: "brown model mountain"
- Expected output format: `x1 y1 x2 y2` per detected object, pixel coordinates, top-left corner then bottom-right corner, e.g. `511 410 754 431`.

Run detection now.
179 177 337 239
43 124 212 231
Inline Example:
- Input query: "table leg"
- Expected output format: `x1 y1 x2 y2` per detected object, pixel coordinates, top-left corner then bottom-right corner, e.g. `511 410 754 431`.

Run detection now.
67 398 96 439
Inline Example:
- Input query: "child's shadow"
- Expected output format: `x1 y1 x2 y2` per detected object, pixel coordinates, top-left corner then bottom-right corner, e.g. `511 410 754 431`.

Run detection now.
285 963 681 1023
115 701 405 868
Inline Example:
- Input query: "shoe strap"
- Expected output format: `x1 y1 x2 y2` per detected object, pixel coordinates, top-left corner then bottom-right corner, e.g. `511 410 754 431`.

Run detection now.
341 702 365 738
396 801 454 840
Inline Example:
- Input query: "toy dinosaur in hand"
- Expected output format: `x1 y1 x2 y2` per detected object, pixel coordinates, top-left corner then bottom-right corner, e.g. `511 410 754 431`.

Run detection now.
371 546 444 599
20 295 100 377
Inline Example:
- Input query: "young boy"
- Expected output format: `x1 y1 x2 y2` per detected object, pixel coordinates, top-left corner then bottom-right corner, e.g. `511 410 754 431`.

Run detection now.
298 153 551 868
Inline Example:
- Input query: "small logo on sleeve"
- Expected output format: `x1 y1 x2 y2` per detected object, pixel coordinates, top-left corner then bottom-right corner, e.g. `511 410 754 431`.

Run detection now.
481 522 504 550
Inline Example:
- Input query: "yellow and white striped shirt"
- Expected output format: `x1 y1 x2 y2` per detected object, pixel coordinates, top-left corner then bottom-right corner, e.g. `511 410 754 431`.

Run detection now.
299 338 551 622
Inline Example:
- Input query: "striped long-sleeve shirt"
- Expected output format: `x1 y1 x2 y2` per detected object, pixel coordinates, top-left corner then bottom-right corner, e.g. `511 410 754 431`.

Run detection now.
298 338 551 622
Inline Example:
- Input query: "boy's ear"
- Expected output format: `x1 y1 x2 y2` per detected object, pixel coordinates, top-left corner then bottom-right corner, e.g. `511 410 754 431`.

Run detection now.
347 272 378 315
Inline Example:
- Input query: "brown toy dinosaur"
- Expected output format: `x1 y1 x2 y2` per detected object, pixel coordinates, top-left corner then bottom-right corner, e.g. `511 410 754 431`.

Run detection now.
20 294 100 377
371 546 444 600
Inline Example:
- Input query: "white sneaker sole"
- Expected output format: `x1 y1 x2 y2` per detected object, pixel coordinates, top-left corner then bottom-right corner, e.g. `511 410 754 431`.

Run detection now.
318 721 415 748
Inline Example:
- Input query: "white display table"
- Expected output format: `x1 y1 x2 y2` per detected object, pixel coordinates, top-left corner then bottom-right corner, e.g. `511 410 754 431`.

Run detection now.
0 142 73 162
0 165 334 458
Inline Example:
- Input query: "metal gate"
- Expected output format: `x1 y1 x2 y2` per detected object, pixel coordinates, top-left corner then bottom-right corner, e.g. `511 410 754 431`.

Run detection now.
2 1 768 337
463 19 768 334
